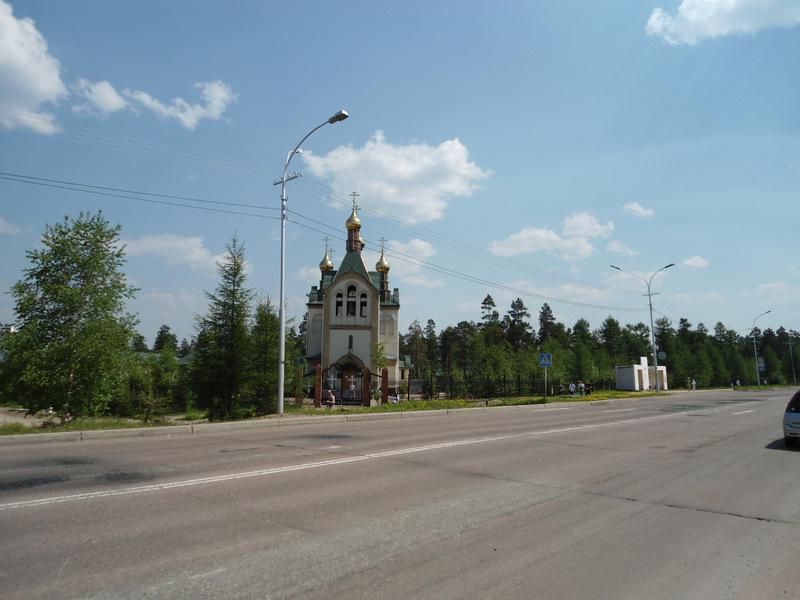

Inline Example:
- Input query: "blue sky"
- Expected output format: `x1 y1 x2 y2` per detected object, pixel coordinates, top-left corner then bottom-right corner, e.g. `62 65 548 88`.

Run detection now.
1 0 798 345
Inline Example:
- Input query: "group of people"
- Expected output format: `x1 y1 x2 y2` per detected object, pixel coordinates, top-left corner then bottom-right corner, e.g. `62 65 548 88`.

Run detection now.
558 381 592 396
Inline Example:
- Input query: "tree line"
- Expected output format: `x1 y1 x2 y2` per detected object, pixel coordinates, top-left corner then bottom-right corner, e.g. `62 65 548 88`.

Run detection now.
400 294 799 390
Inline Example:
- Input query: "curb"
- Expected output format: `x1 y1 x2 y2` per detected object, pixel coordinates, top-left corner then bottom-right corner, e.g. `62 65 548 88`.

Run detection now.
0 392 675 446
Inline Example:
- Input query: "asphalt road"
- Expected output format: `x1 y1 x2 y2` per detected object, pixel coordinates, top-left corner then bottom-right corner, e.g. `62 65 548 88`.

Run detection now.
1 389 798 599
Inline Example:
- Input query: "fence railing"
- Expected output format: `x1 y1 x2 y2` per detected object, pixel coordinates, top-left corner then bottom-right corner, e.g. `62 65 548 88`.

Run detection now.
393 374 613 401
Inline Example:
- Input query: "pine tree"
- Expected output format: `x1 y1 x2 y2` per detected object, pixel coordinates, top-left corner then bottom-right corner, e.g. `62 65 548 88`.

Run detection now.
505 298 533 352
153 324 178 352
537 303 556 343
249 299 279 414
1 212 137 417
130 333 149 353
190 237 254 420
177 338 192 358
480 294 499 323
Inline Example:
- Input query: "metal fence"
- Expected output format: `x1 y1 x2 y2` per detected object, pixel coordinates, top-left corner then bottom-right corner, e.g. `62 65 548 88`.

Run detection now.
395 374 610 401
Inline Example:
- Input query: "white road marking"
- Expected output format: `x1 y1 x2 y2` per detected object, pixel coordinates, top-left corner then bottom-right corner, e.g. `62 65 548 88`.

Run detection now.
603 408 636 413
531 407 572 412
732 410 755 415
0 402 753 512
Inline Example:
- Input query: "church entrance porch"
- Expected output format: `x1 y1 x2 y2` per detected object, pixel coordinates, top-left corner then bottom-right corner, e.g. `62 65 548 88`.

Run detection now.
340 365 363 405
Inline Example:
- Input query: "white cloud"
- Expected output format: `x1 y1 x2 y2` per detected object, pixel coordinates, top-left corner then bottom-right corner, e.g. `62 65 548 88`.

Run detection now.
646 0 800 45
670 291 726 306
72 78 127 117
383 238 444 288
756 281 800 304
607 240 637 256
562 212 614 239
623 202 655 219
491 226 594 261
682 255 710 268
123 234 221 272
129 288 206 343
122 80 236 130
295 266 321 284
0 0 67 134
491 212 613 261
605 269 671 294
0 216 21 234
303 131 490 224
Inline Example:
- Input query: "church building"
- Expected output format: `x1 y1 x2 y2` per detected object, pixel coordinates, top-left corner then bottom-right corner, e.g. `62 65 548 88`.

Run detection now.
305 194 402 404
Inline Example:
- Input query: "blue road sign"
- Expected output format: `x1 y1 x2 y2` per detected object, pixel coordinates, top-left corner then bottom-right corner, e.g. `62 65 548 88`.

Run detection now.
539 353 553 367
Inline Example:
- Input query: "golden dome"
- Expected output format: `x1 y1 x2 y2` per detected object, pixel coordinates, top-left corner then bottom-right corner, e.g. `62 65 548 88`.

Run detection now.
376 249 390 273
346 205 361 230
319 249 334 272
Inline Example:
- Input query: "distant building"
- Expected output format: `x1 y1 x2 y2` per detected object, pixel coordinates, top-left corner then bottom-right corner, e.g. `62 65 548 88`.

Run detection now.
305 195 400 403
615 356 668 391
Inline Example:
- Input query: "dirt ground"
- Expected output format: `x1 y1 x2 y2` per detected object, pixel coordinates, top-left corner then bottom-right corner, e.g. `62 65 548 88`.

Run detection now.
0 407 45 428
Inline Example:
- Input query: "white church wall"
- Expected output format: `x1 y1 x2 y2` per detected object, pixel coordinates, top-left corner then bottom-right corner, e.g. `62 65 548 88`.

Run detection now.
329 329 372 366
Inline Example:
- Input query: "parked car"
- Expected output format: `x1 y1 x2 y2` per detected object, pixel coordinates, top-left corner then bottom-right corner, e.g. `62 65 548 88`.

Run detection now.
783 391 800 447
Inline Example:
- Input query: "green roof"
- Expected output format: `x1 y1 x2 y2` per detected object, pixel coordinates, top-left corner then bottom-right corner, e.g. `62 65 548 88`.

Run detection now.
332 250 375 288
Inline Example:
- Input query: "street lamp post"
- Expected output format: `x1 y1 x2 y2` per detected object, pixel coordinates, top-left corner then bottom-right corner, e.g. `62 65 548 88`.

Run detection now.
610 263 675 391
751 310 771 387
788 337 797 386
273 110 349 415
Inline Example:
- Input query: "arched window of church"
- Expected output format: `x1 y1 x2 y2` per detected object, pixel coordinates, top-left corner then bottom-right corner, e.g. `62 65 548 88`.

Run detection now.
359 293 368 317
335 292 343 317
346 285 356 316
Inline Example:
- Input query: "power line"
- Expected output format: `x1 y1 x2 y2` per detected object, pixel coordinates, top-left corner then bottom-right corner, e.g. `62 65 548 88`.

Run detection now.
14 114 269 177
0 174 279 221
0 171 278 211
1 170 645 312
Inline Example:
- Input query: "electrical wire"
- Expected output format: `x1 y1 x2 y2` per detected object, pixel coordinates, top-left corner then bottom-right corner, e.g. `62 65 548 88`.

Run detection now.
0 171 645 312
0 174 279 221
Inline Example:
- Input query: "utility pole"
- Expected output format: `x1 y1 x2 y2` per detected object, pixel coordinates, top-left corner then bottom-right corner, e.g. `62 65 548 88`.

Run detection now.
751 310 771 387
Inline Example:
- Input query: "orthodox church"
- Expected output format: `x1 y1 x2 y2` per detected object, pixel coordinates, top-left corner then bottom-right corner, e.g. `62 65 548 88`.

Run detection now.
305 194 403 405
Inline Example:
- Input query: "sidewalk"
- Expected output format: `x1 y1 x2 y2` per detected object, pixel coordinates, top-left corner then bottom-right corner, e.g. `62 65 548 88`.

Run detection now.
0 392 679 447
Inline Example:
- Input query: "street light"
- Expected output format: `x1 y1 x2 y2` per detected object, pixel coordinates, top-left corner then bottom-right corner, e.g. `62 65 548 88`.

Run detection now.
751 309 771 387
610 262 675 391
273 110 349 415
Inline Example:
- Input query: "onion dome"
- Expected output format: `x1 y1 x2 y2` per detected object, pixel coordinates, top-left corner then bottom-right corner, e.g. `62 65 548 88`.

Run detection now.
319 249 334 272
346 205 361 230
376 249 390 273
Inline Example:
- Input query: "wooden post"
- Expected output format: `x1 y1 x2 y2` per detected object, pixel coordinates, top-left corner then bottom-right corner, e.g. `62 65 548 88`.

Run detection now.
314 365 322 408
362 367 371 407
382 367 389 403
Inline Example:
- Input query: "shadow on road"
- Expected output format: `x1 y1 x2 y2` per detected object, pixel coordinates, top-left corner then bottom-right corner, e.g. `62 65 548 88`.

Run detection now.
765 438 799 452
